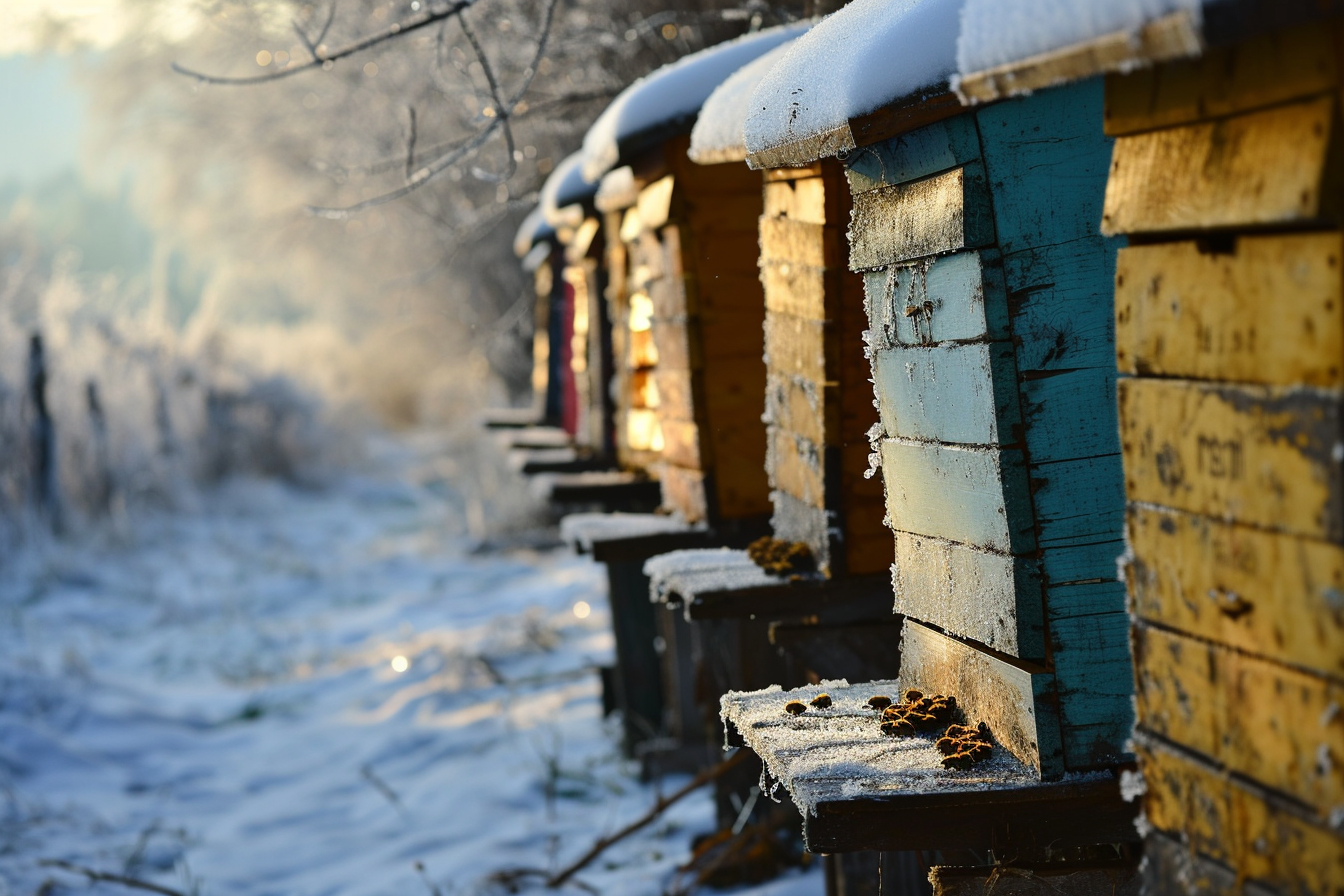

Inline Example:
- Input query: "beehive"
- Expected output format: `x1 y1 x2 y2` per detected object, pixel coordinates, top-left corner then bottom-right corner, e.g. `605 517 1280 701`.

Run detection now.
1099 16 1344 889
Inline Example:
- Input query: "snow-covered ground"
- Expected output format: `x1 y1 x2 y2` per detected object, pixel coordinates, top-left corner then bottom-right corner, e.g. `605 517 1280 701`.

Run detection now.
0 432 822 896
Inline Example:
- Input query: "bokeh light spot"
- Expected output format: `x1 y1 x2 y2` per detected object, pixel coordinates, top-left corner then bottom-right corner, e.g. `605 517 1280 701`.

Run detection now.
573 601 591 620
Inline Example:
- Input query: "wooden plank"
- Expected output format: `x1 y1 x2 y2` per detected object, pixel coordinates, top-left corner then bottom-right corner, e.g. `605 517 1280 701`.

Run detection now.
1115 234 1344 388
898 619 1064 774
931 863 1139 896
956 10 1201 106
1135 622 1344 812
710 450 772 521
1020 367 1120 463
848 164 996 271
637 175 675 232
769 427 825 509
1140 832 1280 896
1117 377 1344 541
758 216 837 269
653 367 695 423
880 438 1036 555
762 175 833 225
648 275 691 322
1003 237 1120 374
1137 735 1344 895
873 341 1021 447
1049 609 1134 769
862 250 1009 350
845 112 981 195
975 78 1114 256
764 313 828 385
660 463 707 523
701 354 765 414
659 418 702 470
1028 453 1125 550
699 304 766 361
1041 540 1125 588
1101 95 1338 236
650 318 696 371
769 487 834 575
842 515 893 578
764 374 830 447
1104 20 1342 137
1125 504 1344 680
891 529 1046 660
687 272 762 317
761 261 833 322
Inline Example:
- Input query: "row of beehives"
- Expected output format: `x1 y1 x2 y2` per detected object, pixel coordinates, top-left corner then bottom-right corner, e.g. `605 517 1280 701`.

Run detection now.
502 1 1344 892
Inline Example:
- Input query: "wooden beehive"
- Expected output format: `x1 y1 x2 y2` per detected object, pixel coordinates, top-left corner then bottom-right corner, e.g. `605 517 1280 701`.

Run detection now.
761 160 887 577
851 76 1130 777
559 215 613 458
603 137 771 526
1101 17 1344 889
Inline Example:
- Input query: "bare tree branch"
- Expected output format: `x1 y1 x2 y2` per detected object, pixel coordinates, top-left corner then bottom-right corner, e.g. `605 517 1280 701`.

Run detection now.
458 12 517 184
291 2 338 61
174 1 473 85
38 860 189 896
404 106 419 181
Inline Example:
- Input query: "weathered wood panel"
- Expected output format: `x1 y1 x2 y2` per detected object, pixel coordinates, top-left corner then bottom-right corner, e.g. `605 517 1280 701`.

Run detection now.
1101 95 1337 236
1137 736 1344 895
763 374 831 448
770 487 834 575
1125 504 1344 679
1118 378 1344 541
1041 540 1125 588
648 275 691 320
880 438 1035 555
758 217 839 269
871 342 1021 447
931 863 1139 896
659 418 702 470
699 305 767 361
1049 609 1133 769
768 427 825 509
650 318 696 371
660 463 707 524
1003 237 1119 373
844 113 982 195
764 313 829 385
1140 832 1279 896
1028 453 1125 550
891 529 1045 659
1134 623 1344 812
1115 234 1344 388
761 261 833 322
862 250 1009 349
848 164 996 271
653 367 695 423
710 450 771 521
898 619 1064 775
975 78 1114 256
762 175 836 225
1019 367 1119 463
1103 20 1341 137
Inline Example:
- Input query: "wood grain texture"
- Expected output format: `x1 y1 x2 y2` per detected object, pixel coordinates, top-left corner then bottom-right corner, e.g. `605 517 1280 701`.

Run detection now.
768 426 825 509
653 367 696 423
761 171 839 225
759 217 840 269
862 250 1009 350
848 164 996 271
764 312 830 385
1049 609 1133 769
1137 735 1344 895
975 78 1114 256
761 260 835 322
898 619 1064 775
1133 622 1344 813
880 438 1036 555
769 487 834 575
1118 377 1344 541
1003 237 1120 374
891 529 1046 659
659 462 707 524
1040 540 1125 588
1125 503 1344 680
871 342 1022 447
1028 453 1125 550
699 304 767 361
1019 367 1119 463
844 112 981 195
1101 95 1338 235
1104 19 1342 137
650 318 696 371
763 374 830 448
956 10 1200 106
931 864 1139 896
1115 234 1344 388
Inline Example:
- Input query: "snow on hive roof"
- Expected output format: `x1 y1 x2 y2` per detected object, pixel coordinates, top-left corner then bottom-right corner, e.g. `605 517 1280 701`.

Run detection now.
540 151 596 228
688 35 806 165
513 206 555 259
581 24 812 183
559 512 699 554
954 0 1205 104
743 0 965 170
720 679 1048 816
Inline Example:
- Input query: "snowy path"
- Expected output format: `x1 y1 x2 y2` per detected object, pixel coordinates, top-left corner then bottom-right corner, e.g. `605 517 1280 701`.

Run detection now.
0 435 819 896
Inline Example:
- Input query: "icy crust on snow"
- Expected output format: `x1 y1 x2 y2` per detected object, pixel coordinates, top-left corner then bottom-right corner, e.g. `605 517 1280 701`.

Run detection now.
644 547 822 605
559 511 700 553
720 679 1041 816
581 24 812 182
955 0 1202 78
743 0 964 167
513 206 555 258
540 150 594 228
688 37 804 165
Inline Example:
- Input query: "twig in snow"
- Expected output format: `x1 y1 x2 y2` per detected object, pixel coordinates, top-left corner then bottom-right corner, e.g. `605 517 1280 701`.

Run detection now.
361 763 408 817
38 860 189 896
414 861 445 896
545 750 750 889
